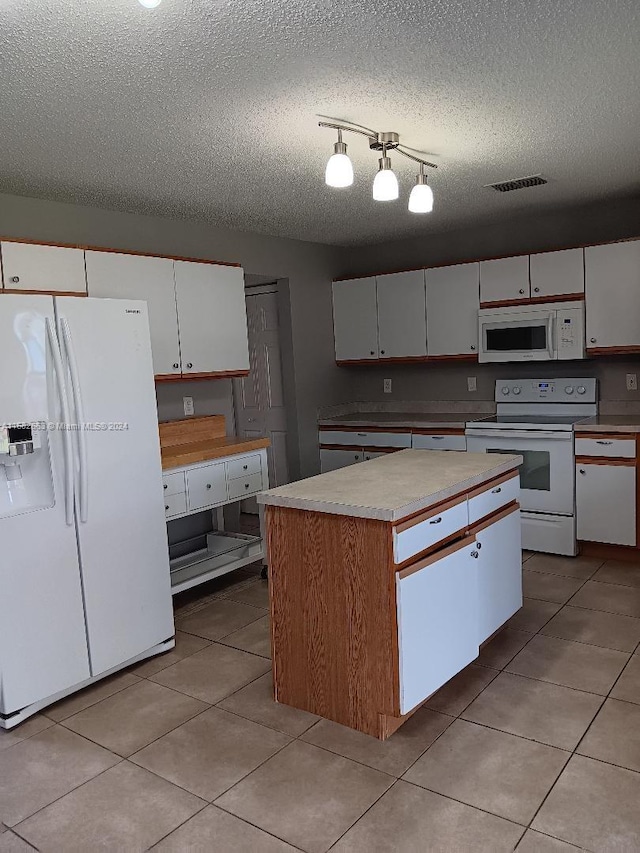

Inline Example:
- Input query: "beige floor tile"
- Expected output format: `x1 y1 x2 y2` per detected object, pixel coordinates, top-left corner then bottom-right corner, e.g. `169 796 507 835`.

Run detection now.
174 570 258 614
592 560 640 588
524 553 603 580
425 664 498 716
516 830 582 851
506 634 630 695
219 615 271 658
611 654 640 704
477 628 534 669
17 761 205 852
508 598 562 632
217 672 319 737
577 697 640 772
129 631 211 677
153 804 297 852
43 671 141 722
0 715 53 753
301 707 452 777
462 671 603 750
63 680 208 757
0 726 119 826
151 643 270 704
332 780 523 853
404 719 568 824
522 570 584 604
570 580 640 618
533 754 640 850
131 707 290 801
0 833 36 852
176 598 266 641
215 740 393 853
540 605 640 652
222 580 270 609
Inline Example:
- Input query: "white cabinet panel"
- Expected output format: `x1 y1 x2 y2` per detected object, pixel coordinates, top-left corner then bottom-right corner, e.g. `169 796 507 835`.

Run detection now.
468 474 520 525
174 261 250 374
585 241 640 350
165 492 187 519
575 437 636 459
393 499 469 565
376 270 427 358
228 471 264 500
426 263 480 356
85 251 181 377
1 242 87 293
162 471 186 497
320 448 362 472
319 430 411 448
576 463 636 546
397 537 479 713
411 434 467 451
332 278 378 361
226 453 263 479
480 255 530 304
186 461 227 511
529 248 584 299
474 507 522 643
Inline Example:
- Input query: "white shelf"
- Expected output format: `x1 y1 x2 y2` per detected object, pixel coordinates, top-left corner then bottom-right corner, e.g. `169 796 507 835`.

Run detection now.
170 532 263 596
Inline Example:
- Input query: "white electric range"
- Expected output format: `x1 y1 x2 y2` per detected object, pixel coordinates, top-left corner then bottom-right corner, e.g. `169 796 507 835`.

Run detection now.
465 378 597 556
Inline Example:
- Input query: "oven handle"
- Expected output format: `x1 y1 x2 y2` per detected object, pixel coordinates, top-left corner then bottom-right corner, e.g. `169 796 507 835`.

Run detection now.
466 428 573 441
547 313 555 358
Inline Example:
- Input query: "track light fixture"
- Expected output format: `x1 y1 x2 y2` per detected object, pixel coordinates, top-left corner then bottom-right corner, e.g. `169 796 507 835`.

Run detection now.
319 119 437 214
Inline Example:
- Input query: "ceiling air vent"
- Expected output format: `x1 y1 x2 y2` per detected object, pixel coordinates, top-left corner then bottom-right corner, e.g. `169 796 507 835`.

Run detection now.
486 175 548 193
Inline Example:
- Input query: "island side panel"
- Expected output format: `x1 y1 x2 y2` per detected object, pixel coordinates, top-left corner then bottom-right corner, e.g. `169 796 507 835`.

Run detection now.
266 505 399 736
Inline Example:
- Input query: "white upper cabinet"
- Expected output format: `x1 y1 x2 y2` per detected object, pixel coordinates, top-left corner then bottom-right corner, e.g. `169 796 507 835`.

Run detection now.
426 262 480 356
332 277 379 361
376 270 427 358
529 248 584 299
479 255 530 305
174 261 249 375
1 241 87 293
585 240 640 350
85 251 181 377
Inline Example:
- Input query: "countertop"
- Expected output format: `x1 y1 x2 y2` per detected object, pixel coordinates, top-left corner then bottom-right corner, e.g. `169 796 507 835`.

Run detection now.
318 411 491 430
258 449 521 522
576 417 640 434
161 436 270 470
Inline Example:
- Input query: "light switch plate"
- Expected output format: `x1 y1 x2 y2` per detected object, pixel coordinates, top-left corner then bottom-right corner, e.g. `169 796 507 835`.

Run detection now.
626 373 637 392
467 376 477 392
183 396 195 416
383 379 392 394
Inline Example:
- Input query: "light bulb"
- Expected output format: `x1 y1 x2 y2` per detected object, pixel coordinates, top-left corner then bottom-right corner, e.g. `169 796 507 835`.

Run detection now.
325 147 353 188
408 182 434 213
372 156 399 201
138 0 162 8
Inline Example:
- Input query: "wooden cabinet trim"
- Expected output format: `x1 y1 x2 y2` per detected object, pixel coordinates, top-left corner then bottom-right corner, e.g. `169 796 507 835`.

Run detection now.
587 346 640 356
336 354 478 366
318 425 412 434
576 456 636 467
397 532 475 580
411 427 465 436
394 493 468 534
479 293 584 309
155 370 249 382
468 501 519 536
1 288 87 297
575 432 637 441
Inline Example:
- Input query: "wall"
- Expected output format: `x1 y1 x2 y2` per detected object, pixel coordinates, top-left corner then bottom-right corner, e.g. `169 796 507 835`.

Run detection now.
0 192 351 479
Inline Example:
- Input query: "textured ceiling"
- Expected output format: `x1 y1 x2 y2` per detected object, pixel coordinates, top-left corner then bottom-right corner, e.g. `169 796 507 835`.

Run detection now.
1 0 639 246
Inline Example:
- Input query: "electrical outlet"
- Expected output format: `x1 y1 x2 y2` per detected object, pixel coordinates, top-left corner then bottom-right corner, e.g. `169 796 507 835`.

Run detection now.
627 374 637 392
467 376 477 392
183 396 195 416
383 378 392 394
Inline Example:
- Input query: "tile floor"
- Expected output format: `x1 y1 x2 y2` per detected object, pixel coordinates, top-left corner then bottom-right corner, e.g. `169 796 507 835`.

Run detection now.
2 544 640 851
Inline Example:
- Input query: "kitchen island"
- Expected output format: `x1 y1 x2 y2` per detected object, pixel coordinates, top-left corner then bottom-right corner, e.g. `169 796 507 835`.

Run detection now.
259 449 522 739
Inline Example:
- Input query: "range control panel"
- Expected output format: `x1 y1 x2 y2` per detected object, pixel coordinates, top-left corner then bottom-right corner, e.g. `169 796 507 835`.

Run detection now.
495 378 597 404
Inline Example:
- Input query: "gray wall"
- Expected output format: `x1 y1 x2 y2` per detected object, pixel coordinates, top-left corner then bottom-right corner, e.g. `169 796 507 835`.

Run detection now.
0 192 351 479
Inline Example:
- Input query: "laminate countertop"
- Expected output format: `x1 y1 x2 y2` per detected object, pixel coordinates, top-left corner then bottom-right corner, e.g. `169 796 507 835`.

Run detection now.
575 417 640 434
318 412 492 430
161 436 270 470
258 449 521 522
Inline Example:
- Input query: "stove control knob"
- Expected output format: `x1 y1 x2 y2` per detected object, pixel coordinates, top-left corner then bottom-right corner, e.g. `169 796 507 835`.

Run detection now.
512 386 521 395
501 387 510 395
565 385 574 394
576 386 587 395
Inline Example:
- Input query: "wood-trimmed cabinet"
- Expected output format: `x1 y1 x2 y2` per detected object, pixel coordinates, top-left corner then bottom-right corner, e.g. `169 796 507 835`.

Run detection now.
585 240 640 354
1 241 87 294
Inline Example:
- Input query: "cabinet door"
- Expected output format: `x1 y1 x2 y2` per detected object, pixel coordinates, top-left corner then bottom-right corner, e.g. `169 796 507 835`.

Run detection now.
319 448 362 473
576 463 636 546
479 255 530 305
1 241 87 293
376 270 427 358
186 461 228 511
426 262 480 356
529 248 584 299
474 506 522 643
85 251 181 377
332 278 378 361
174 261 250 375
396 537 479 714
585 241 640 350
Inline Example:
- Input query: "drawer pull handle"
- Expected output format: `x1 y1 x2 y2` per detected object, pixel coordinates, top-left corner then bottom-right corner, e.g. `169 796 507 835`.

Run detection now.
579 468 586 475
470 550 479 559
430 517 442 525
173 363 179 369
491 486 502 494
432 436 445 440
243 464 248 470
357 433 367 437
476 542 482 549
206 484 212 490
596 440 613 445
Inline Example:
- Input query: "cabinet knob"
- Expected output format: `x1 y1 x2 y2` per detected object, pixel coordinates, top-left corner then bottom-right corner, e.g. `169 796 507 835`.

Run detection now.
475 541 482 549
186 362 193 369
470 345 476 351
470 550 479 559
370 351 375 355
243 464 248 470
244 483 250 489
590 338 596 344
579 469 586 475
519 288 525 294
173 363 179 369
534 287 540 293
355 455 360 460
10 276 19 283
165 504 169 511
164 483 168 489
206 483 212 489
380 350 385 355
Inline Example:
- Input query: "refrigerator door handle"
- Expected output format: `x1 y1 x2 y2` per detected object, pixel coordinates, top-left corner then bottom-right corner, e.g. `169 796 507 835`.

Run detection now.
46 317 75 526
60 318 89 524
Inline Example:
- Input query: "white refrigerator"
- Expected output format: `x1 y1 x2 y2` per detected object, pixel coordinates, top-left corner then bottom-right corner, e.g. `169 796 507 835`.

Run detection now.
0 294 174 728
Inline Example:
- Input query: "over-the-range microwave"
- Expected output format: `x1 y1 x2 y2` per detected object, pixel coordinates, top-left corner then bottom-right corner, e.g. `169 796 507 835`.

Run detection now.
478 301 585 363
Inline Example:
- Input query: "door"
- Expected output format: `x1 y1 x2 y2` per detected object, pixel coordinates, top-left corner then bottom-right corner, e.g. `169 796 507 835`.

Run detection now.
320 448 362 473
55 297 174 676
478 308 555 363
174 261 250 375
480 255 530 305
85 251 181 378
234 290 289 506
530 248 584 300
376 270 427 358
0 294 90 717
332 277 378 361
1 242 87 293
585 241 640 350
426 262 480 356
576 463 636 546
396 535 479 714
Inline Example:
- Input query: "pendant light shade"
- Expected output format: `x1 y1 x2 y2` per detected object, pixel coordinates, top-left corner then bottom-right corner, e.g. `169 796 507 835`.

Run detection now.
372 154 399 201
408 165 434 213
138 0 162 7
325 132 354 188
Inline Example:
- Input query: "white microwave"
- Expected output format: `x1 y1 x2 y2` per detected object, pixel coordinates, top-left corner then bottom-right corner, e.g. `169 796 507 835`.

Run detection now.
478 302 585 363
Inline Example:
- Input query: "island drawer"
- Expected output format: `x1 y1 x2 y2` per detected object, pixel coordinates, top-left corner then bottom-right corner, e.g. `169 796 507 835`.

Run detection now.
165 492 187 519
468 473 520 525
228 471 264 500
575 436 636 459
393 497 469 565
162 471 186 497
411 434 466 451
319 429 412 448
226 453 263 479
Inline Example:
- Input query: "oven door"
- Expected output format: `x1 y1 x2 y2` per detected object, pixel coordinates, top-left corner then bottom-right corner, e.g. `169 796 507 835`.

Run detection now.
466 428 574 515
479 309 556 363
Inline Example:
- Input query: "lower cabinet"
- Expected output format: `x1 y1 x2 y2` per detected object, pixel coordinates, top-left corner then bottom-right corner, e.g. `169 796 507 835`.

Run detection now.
186 461 227 511
576 463 637 546
320 448 363 472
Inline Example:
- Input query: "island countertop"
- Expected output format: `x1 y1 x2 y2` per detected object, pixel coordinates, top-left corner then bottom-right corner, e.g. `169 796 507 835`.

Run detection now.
258 449 522 522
